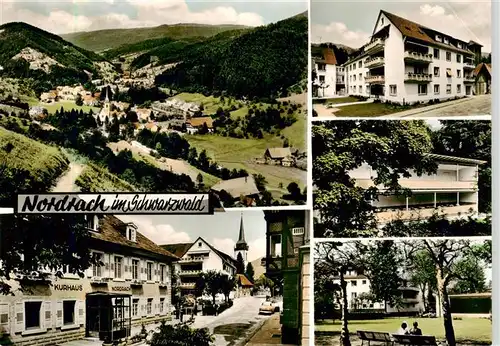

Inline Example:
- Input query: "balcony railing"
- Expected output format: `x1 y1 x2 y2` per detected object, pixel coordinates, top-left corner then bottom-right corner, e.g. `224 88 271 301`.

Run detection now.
179 270 202 276
376 204 477 223
365 75 385 83
179 256 205 262
464 62 475 69
355 178 477 191
179 282 196 288
404 51 433 63
365 57 385 68
365 38 385 53
404 73 432 83
464 75 475 82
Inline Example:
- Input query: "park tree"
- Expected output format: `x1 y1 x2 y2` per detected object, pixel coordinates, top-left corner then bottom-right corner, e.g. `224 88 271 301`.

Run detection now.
220 275 236 302
201 270 224 305
313 120 437 237
407 250 437 312
431 120 491 212
196 173 204 189
245 262 255 283
0 215 99 295
236 253 245 274
403 239 491 346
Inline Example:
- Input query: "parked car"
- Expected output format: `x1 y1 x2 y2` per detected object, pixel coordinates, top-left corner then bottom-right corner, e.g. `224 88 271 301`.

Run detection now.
259 301 275 315
271 298 283 312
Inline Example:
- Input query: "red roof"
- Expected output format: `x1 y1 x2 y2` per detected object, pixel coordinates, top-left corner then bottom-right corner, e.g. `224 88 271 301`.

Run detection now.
236 274 254 287
473 63 492 77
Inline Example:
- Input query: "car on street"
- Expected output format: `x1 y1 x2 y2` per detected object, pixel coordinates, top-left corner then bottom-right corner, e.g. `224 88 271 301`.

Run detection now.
259 301 275 315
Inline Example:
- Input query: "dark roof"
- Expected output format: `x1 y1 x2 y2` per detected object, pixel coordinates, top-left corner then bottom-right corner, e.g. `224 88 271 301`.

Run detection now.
379 10 474 55
94 215 178 261
311 45 338 65
473 63 491 77
161 242 193 258
424 153 487 165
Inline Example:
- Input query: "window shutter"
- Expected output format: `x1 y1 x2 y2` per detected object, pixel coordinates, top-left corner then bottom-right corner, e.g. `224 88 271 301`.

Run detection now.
56 301 63 328
0 303 10 335
77 301 85 326
104 254 110 278
44 301 51 330
15 302 23 333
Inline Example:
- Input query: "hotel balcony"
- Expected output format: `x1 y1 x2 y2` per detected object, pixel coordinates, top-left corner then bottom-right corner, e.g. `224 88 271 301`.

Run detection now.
179 282 196 288
365 57 385 69
364 38 385 54
376 204 477 224
464 75 476 83
464 62 476 70
404 51 433 64
179 269 202 276
131 279 145 286
179 256 205 263
404 73 432 83
355 178 477 191
365 75 385 84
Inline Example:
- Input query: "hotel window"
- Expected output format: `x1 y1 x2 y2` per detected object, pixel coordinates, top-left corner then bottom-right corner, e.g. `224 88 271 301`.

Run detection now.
351 280 357 286
390 85 397 96
433 48 440 59
92 253 103 277
457 84 462 93
359 73 362 80
132 259 139 280
446 68 452 78
317 63 326 71
381 17 384 25
63 301 76 325
362 280 367 285
457 70 461 78
292 227 305 235
359 86 363 93
353 75 356 81
114 256 123 279
354 64 356 70
147 262 153 281
127 226 136 242
446 52 451 61
132 299 139 317
353 86 357 92
456 54 461 63
25 301 42 330
358 61 362 68
147 298 153 315
446 84 452 94
434 67 440 77
159 298 165 313
319 75 325 83
85 215 97 231
434 84 440 94
435 35 442 42
444 37 449 44
160 264 166 282
418 84 428 95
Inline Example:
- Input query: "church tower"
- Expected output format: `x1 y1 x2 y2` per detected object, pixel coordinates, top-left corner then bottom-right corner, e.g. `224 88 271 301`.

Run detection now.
234 213 249 265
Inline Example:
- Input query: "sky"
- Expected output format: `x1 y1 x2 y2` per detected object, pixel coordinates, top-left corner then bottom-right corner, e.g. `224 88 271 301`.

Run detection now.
0 0 307 34
118 210 267 263
311 0 492 52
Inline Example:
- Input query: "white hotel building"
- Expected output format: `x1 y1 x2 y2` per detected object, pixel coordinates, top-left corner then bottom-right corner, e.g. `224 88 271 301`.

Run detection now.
344 10 481 104
312 46 346 97
349 153 486 225
0 215 177 346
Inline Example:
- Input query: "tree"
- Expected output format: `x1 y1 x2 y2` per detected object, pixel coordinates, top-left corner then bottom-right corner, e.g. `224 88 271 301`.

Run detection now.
253 174 267 192
313 121 438 237
245 262 255 283
149 321 213 346
236 253 245 274
220 275 236 302
75 94 83 106
450 254 487 294
408 250 437 312
196 173 204 189
0 215 99 295
432 121 491 212
403 239 491 346
201 270 224 305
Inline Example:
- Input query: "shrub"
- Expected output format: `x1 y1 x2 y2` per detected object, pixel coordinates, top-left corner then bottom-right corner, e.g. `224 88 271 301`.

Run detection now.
149 321 213 346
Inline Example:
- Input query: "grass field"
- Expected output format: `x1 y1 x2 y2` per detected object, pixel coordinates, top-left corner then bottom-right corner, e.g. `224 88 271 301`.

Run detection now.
313 96 361 105
315 318 491 344
75 163 137 192
185 133 306 199
0 126 69 188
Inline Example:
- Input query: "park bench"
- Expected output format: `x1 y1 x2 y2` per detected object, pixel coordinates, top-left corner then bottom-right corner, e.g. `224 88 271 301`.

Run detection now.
392 334 437 346
357 330 394 346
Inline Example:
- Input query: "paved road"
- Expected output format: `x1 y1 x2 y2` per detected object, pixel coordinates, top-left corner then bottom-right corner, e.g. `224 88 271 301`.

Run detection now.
386 94 491 118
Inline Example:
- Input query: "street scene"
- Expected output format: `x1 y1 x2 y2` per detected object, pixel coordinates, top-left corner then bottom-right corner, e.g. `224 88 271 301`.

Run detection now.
311 2 491 118
0 210 310 346
314 239 492 346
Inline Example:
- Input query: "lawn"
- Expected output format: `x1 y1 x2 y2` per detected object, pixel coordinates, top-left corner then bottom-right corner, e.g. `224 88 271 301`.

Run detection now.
184 133 306 200
36 101 101 114
75 163 137 192
280 112 307 151
315 318 491 344
313 96 361 105
332 102 409 117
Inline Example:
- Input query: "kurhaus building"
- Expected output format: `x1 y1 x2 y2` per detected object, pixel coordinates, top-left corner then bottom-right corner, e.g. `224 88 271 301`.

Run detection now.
0 215 178 346
344 10 481 103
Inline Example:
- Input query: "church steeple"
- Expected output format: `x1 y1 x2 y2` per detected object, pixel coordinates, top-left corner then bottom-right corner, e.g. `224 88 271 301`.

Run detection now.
234 213 249 265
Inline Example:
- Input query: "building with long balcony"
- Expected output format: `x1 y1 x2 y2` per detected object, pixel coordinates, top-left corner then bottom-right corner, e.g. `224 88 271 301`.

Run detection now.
0 215 177 346
349 153 486 225
344 10 481 104
312 46 346 97
263 210 310 345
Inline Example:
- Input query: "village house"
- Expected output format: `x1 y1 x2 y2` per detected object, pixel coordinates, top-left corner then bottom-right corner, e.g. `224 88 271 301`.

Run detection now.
264 147 294 166
83 95 99 107
473 63 491 95
144 122 159 133
312 46 345 97
40 91 57 103
28 106 46 119
186 116 213 134
135 108 153 122
344 10 481 103
211 176 260 207
0 215 177 345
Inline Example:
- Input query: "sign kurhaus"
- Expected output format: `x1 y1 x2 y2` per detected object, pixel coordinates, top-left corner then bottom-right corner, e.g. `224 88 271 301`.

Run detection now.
54 284 83 291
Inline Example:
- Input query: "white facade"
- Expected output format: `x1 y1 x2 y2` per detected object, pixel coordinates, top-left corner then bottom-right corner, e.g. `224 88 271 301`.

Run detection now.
315 61 337 98
349 154 484 224
344 11 477 104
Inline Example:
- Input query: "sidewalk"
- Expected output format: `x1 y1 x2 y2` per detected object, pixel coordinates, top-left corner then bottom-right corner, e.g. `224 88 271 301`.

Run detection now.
382 97 471 118
245 314 296 346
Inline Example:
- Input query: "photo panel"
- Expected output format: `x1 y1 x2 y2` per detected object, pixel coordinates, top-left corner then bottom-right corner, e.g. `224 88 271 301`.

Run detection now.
310 1 492 119
312 119 492 238
0 1 309 209
313 238 492 346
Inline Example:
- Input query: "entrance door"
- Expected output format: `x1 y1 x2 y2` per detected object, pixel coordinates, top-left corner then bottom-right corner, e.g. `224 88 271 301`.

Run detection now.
466 85 472 96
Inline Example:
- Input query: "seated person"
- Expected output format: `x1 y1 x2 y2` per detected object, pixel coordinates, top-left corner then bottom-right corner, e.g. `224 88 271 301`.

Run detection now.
396 321 409 334
410 321 423 335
